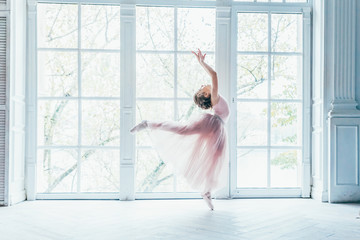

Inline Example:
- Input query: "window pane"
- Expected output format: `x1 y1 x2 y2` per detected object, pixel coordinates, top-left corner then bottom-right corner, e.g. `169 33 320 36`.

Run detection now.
38 51 78 97
237 149 267 188
136 53 174 98
37 4 78 48
271 102 302 146
177 8 215 51
271 56 302 99
237 55 268 99
81 149 120 192
177 53 215 98
236 10 305 191
238 13 268 52
177 100 209 122
136 7 174 51
237 102 267 146
136 100 174 121
37 149 78 193
82 52 120 97
136 101 174 147
271 149 300 187
271 14 302 52
38 100 78 146
136 149 173 192
82 101 120 146
81 5 120 49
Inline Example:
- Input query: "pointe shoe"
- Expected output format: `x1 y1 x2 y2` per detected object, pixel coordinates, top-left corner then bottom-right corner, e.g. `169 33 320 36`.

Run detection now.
130 120 148 134
201 192 214 211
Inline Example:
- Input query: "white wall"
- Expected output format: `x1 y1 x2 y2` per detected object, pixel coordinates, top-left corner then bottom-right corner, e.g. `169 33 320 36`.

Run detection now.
356 0 360 106
8 0 27 205
312 0 327 202
312 0 360 202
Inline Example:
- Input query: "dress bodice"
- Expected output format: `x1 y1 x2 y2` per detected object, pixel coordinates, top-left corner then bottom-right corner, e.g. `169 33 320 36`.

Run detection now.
213 95 230 122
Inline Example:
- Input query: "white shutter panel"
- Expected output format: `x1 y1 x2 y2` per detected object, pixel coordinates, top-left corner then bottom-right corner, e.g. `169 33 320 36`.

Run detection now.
0 18 5 106
0 16 7 204
0 111 5 202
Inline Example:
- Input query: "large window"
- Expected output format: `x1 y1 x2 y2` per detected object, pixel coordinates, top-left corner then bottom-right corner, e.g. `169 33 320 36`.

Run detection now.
135 6 215 193
235 12 303 191
37 4 121 193
33 0 310 199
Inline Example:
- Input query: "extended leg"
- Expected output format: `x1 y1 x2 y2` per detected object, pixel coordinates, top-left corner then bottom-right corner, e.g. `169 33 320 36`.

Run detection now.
147 120 203 136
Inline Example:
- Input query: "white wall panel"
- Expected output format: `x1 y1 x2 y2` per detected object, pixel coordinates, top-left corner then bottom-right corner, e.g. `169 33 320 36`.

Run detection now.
335 126 358 185
329 119 360 202
326 0 360 203
0 110 6 204
313 0 360 203
7 0 27 205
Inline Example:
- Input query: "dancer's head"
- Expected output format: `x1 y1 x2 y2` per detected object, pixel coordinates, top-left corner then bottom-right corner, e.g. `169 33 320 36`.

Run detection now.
193 84 212 109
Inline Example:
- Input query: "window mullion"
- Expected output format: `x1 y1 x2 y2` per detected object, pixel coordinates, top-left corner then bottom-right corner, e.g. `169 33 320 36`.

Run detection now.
267 12 271 189
77 3 82 193
119 4 136 200
173 6 178 193
301 8 311 198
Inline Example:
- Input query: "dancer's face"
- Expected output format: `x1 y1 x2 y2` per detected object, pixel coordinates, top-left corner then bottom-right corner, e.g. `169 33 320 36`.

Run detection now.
197 84 211 98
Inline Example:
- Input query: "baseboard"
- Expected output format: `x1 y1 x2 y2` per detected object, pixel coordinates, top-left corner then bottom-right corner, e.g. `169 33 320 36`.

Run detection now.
9 189 26 205
311 186 328 202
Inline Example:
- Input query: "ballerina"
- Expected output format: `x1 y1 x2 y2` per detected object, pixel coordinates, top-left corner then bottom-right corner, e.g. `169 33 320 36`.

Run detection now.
130 49 230 210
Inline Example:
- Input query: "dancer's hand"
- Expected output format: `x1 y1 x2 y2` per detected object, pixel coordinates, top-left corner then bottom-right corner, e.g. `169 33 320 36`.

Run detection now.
192 49 206 65
192 49 219 106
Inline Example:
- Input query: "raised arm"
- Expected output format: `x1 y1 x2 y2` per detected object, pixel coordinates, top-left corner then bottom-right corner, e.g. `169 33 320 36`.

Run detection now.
192 49 219 105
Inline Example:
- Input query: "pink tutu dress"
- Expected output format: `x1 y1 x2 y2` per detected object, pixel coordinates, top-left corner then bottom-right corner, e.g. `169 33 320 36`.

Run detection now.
146 95 230 194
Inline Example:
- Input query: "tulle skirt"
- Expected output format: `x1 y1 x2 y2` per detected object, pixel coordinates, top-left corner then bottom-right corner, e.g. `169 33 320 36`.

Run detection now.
147 113 228 194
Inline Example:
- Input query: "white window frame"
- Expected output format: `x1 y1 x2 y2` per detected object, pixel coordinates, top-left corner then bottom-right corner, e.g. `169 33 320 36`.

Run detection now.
26 0 312 200
35 3 122 199
229 4 312 198
134 5 217 199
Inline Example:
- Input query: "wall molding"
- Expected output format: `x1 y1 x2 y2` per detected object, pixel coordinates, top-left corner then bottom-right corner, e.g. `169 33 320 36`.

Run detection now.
329 0 358 117
328 118 360 202
25 0 38 201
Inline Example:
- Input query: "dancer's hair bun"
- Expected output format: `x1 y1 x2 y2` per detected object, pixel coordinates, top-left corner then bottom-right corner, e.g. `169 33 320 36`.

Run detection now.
193 92 212 110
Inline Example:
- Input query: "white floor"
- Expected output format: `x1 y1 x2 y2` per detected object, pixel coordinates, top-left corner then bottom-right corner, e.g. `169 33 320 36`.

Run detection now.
0 198 359 240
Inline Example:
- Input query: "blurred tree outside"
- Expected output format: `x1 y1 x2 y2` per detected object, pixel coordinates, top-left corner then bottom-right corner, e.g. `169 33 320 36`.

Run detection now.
37 4 302 193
